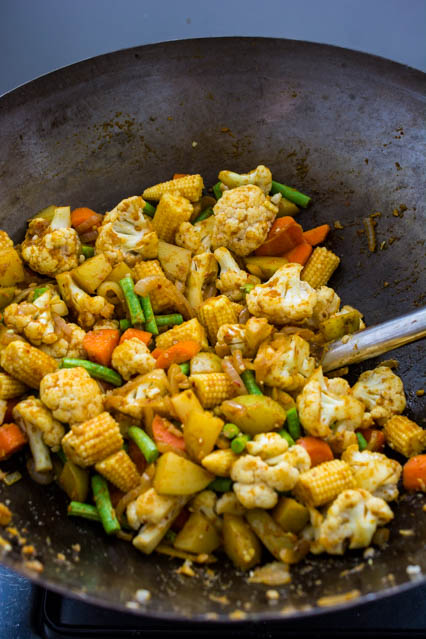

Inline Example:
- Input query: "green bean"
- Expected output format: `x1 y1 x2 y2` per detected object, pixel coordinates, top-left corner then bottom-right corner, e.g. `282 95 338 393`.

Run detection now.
119 318 131 332
91 475 121 534
231 434 251 454
68 501 101 523
213 182 222 200
222 423 240 439
270 180 311 208
143 202 156 217
241 370 263 395
119 276 145 326
356 432 368 451
286 406 301 441
154 314 183 327
128 426 159 464
193 208 214 224
179 362 190 375
60 358 123 387
240 283 255 296
279 429 295 447
208 478 233 492
81 245 95 259
32 287 48 301
139 294 158 335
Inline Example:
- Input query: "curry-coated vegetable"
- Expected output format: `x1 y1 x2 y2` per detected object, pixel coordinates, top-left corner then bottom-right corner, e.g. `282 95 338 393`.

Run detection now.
58 460 89 502
174 512 221 554
223 513 262 570
153 452 213 495
183 410 224 462
221 395 286 435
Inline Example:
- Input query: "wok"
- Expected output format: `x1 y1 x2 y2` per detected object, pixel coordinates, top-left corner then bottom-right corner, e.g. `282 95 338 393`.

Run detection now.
0 38 425 623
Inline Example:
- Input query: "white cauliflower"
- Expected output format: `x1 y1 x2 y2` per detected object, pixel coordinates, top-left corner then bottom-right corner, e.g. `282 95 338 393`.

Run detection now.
352 366 406 426
231 444 311 509
95 196 158 266
215 317 274 358
21 206 81 275
246 432 290 459
104 369 170 419
111 338 156 381
342 445 402 501
40 367 104 424
0 230 13 251
297 367 365 438
218 165 272 194
40 320 86 360
13 396 65 450
185 252 218 309
56 271 114 330
213 247 260 302
246 263 317 324
175 216 215 254
306 286 341 329
3 290 59 346
127 488 179 529
212 184 277 256
317 489 394 554
254 333 315 392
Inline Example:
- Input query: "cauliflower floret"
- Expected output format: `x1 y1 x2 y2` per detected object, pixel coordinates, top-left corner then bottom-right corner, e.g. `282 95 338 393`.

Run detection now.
215 317 274 358
40 321 86 360
40 367 104 424
111 338 156 381
185 252 218 309
352 366 406 427
21 207 81 275
297 367 365 438
56 271 114 330
254 333 315 392
127 488 178 529
246 432 289 459
213 247 260 302
95 196 158 266
306 286 341 329
231 445 310 509
342 445 401 501
317 489 394 554
218 165 272 194
212 184 277 256
104 369 170 419
13 396 65 450
246 263 317 324
3 290 58 346
175 216 215 255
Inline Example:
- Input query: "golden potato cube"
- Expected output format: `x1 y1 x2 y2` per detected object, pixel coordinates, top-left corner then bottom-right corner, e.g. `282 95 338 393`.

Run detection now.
272 497 309 534
223 513 262 571
108 261 133 283
0 248 25 286
157 240 192 283
174 512 221 554
72 253 112 294
183 410 224 462
201 449 238 477
170 389 203 424
153 452 213 495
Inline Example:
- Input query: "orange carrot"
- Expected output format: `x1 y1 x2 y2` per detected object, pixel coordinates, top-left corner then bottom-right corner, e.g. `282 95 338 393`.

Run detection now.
303 224 330 246
0 423 28 461
128 439 148 474
359 428 385 452
119 328 152 346
152 415 186 454
173 173 188 179
283 242 313 265
71 207 102 229
255 216 304 256
155 340 201 369
295 436 334 467
83 329 120 367
402 455 426 491
151 347 164 359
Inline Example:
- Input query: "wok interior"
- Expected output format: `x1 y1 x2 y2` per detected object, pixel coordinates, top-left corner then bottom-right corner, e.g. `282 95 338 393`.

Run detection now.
0 38 424 620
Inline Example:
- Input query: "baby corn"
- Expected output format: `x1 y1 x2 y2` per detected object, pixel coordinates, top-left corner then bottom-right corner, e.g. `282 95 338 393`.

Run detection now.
143 174 204 202
133 260 171 312
190 373 235 408
0 341 58 389
62 412 123 467
156 318 208 351
293 460 355 507
384 415 426 458
95 450 141 493
198 295 241 343
152 193 193 243
0 372 27 399
301 247 340 289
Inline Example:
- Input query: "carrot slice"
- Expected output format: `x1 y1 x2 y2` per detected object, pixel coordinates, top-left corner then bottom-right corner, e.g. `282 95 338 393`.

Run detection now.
0 423 28 461
152 415 186 454
403 455 426 491
83 329 120 368
255 217 304 256
173 173 188 179
155 340 201 369
71 207 102 229
283 242 313 265
119 329 152 346
295 436 334 467
358 428 385 452
151 347 164 359
303 224 330 246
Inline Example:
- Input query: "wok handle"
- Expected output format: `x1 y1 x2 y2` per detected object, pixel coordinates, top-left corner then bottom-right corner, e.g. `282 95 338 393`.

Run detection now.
321 307 426 372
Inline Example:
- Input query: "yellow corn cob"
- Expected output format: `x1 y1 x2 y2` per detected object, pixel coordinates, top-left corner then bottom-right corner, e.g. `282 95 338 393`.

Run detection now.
155 318 208 350
95 450 141 493
383 415 426 457
201 449 239 477
0 341 58 389
62 412 123 468
143 174 204 202
133 260 171 312
0 231 13 252
0 502 12 526
198 295 241 344
301 247 340 289
152 193 193 243
293 460 355 507
190 373 235 409
0 372 27 399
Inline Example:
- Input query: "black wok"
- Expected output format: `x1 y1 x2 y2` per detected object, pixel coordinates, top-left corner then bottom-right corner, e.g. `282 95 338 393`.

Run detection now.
0 38 425 622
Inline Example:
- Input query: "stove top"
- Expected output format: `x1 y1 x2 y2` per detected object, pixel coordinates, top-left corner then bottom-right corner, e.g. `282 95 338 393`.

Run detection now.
1 566 425 638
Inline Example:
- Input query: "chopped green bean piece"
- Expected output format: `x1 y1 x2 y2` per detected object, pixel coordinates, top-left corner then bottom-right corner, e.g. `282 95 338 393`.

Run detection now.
143 202 156 217
155 314 183 327
241 370 263 395
179 362 190 375
240 283 255 296
139 294 158 335
279 429 295 447
270 180 311 208
222 423 240 439
91 475 121 534
119 318 131 332
286 406 301 440
60 358 123 387
32 287 48 301
81 245 95 259
356 432 368 451
119 276 145 326
213 182 222 200
68 501 101 523
193 208 214 224
128 426 159 464
231 434 251 454
208 478 233 492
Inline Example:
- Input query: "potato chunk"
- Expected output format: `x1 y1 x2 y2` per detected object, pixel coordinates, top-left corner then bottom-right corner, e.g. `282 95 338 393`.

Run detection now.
154 452 213 495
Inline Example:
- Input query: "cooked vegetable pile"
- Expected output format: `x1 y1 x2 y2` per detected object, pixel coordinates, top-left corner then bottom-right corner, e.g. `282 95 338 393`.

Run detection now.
0 166 425 580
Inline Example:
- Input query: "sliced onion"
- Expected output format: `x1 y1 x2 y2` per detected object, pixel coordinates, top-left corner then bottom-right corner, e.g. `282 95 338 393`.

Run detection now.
221 358 247 394
238 307 250 324
53 315 74 337
232 349 246 374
